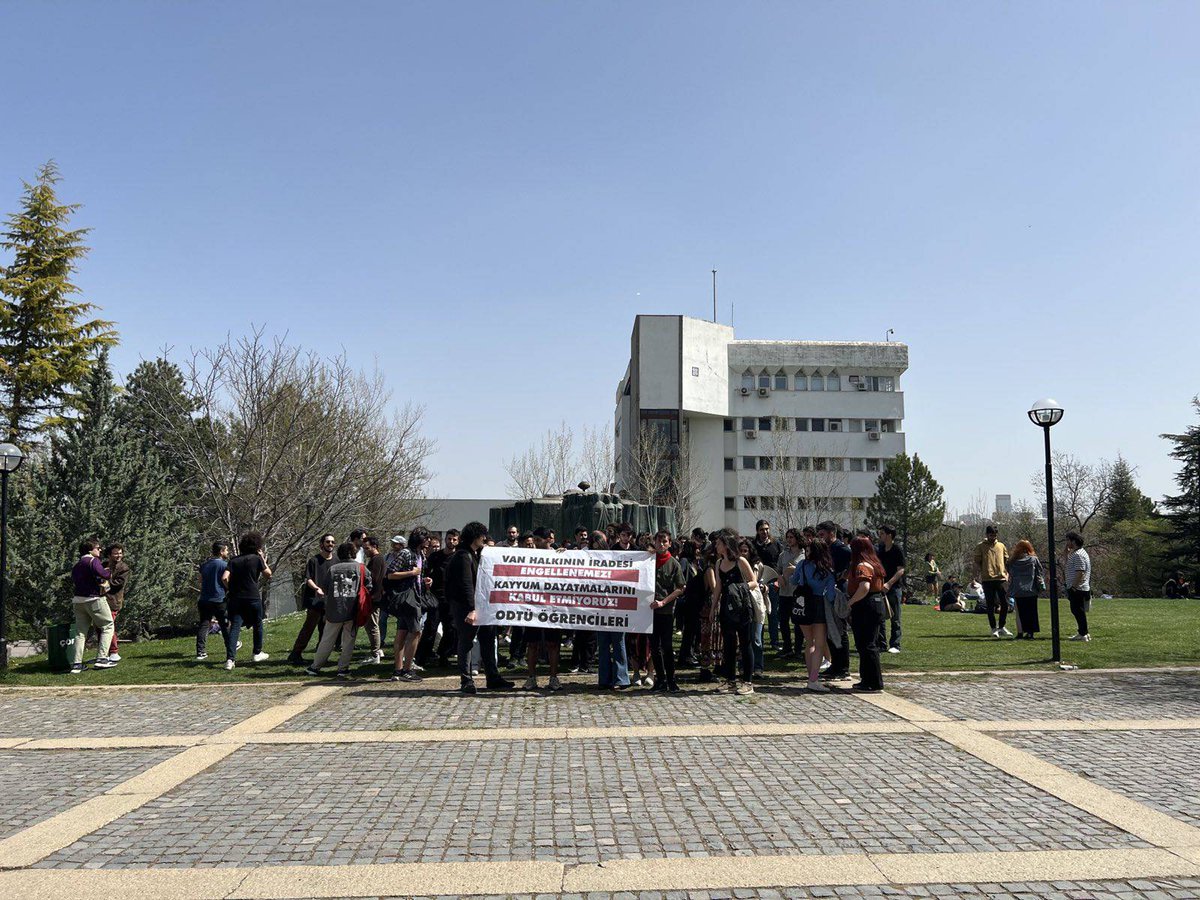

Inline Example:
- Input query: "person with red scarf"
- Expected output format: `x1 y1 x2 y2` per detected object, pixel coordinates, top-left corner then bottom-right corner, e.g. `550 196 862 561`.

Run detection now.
847 536 888 693
648 530 686 693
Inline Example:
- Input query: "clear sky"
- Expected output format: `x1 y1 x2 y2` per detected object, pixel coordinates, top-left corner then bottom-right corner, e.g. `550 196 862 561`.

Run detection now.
3 1 1198 514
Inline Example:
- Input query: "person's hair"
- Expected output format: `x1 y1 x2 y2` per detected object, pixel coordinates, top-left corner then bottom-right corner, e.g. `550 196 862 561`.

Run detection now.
654 529 671 542
336 542 355 561
79 538 100 556
105 542 124 556
1010 540 1036 561
816 520 838 535
574 526 588 535
713 527 739 560
408 527 429 552
350 528 367 542
736 538 759 565
755 519 769 530
802 526 817 540
805 536 833 575
507 524 518 532
691 527 707 542
363 536 380 550
238 531 264 555
445 528 460 539
849 536 885 585
985 524 998 536
924 552 934 562
519 531 533 543
1065 530 1084 548
784 527 803 547
532 526 551 540
588 531 608 550
679 540 697 561
618 522 633 536
460 521 488 547
211 540 229 557
320 533 336 545
880 524 897 538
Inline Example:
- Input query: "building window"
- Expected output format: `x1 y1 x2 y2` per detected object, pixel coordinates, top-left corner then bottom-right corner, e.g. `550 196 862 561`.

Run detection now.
861 375 896 392
849 458 864 472
882 419 896 432
780 456 793 470
796 497 809 510
723 418 734 432
810 371 825 391
741 417 755 430
796 457 810 471
760 496 776 510
813 457 827 471
774 416 790 431
742 456 757 470
866 458 880 472
742 370 754 390
777 496 791 510
827 373 840 391
811 418 826 432
849 419 862 433
828 457 844 471
828 498 846 511
759 456 774 470
743 496 758 510
724 457 735 471
758 371 771 389
774 371 787 391
795 418 808 431
794 373 807 391
880 376 894 391
828 419 842 432
758 417 772 431
865 419 879 432
691 366 700 377
725 497 736 510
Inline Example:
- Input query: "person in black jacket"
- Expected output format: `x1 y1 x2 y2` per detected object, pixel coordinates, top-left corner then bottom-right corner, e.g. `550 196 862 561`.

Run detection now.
446 522 514 694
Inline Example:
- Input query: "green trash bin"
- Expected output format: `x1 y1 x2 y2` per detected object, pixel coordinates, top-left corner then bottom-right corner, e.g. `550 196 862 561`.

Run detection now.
47 623 73 672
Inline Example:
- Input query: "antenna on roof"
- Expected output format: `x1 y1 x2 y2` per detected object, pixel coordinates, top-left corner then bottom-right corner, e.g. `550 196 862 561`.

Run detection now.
712 269 717 322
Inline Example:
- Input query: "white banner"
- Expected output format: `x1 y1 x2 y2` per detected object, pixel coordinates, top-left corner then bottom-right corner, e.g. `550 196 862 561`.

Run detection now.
474 546 655 634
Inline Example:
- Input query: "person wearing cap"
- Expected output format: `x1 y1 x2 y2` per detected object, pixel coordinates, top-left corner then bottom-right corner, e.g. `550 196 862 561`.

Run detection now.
378 534 407 652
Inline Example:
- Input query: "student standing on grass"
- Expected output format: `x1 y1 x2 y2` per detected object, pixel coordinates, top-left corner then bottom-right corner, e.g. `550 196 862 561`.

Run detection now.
362 536 387 664
648 530 685 693
1006 540 1044 639
1065 531 1093 642
196 541 231 660
973 525 1011 638
775 529 803 659
69 539 117 673
306 542 370 678
100 544 130 662
288 534 334 666
225 532 272 670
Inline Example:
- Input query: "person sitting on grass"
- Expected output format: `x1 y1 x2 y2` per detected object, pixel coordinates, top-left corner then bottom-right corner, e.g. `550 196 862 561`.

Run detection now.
939 576 966 612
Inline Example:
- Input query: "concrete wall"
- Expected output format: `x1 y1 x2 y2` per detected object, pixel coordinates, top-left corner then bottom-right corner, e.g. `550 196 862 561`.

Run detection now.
685 413 726 530
681 317 733 415
634 315 681 410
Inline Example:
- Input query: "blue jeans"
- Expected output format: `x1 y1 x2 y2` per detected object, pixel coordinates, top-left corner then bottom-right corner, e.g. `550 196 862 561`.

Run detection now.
766 584 781 648
752 622 765 671
227 599 264 660
596 631 629 687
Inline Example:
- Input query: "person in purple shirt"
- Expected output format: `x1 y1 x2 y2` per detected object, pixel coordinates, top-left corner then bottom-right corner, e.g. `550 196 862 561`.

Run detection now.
70 538 118 673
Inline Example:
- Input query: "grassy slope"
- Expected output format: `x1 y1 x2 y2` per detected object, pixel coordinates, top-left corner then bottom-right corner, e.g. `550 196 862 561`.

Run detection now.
2 599 1197 687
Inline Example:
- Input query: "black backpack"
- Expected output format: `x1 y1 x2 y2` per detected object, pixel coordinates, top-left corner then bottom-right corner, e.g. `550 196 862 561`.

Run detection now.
720 582 754 628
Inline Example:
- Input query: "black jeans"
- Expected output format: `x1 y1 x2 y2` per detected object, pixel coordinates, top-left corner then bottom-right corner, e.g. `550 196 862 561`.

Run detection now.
570 629 595 670
850 595 885 690
828 635 851 676
778 596 796 653
436 598 457 662
677 601 701 662
196 599 229 656
649 614 676 685
415 597 442 664
983 580 1008 630
1068 588 1090 635
453 602 500 682
227 599 264 659
720 618 755 682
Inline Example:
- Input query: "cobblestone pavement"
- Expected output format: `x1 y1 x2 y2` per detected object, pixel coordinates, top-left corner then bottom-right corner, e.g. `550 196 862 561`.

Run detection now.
278 683 897 732
998 729 1200 828
889 670 1200 721
0 685 302 737
0 747 176 839
35 733 1146 869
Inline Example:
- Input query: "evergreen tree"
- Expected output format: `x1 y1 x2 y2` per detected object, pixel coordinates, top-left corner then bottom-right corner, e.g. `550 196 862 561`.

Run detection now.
0 162 116 444
1160 398 1200 569
866 452 947 555
1103 455 1156 523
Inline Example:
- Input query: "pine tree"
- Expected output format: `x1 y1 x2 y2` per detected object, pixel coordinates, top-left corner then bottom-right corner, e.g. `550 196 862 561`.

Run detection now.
1160 398 1200 569
866 453 947 556
1103 455 1156 523
0 162 117 444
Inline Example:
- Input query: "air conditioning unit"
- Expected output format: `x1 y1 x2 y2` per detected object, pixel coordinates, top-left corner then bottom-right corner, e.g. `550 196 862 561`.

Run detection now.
757 387 769 397
744 429 758 439
868 431 881 441
740 387 750 396
855 382 868 391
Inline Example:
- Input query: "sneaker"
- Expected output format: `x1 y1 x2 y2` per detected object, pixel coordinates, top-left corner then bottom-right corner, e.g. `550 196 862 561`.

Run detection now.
643 676 655 690
93 657 117 669
1068 633 1088 641
999 627 1013 637
252 652 270 662
389 670 403 681
735 682 754 696
667 681 681 693
225 659 235 671
523 676 539 690
717 680 737 694
369 650 383 664
460 679 478 695
650 679 669 693
195 653 208 661
410 662 425 672
68 663 83 675
469 667 479 676
887 647 901 654
697 668 714 683
485 677 516 691
287 654 306 666
807 680 831 693
569 666 582 675
237 641 243 651
336 671 350 680
304 666 320 676
991 629 1002 638
108 652 121 662
1083 634 1091 642
851 683 882 693
548 675 563 691
399 670 421 682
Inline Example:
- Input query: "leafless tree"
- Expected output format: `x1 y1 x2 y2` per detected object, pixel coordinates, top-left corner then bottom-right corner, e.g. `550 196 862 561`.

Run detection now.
620 421 709 530
1032 451 1115 534
504 420 579 499
142 329 433 584
760 427 850 530
579 423 615 492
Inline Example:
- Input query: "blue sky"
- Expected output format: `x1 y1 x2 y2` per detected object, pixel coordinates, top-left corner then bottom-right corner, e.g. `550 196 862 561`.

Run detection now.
3 1 1198 513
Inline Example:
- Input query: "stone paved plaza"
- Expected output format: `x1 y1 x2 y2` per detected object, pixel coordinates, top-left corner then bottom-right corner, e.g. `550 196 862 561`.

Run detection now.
2 669 1200 899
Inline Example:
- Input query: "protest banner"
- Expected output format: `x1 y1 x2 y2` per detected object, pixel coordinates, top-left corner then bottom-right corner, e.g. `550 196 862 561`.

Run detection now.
473 546 655 634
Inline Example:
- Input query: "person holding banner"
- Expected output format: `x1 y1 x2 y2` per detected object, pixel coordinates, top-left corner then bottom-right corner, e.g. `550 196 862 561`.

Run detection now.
446 522 514 694
648 530 686 693
712 528 759 695
588 532 632 690
524 527 564 691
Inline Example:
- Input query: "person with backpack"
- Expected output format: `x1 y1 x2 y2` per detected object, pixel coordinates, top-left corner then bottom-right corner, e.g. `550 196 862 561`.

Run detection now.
846 536 887 693
791 535 836 693
306 542 371 678
1006 540 1044 640
386 529 432 682
708 528 759 696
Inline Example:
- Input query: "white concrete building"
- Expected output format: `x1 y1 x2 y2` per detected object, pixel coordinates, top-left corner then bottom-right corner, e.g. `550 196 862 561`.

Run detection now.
614 315 908 533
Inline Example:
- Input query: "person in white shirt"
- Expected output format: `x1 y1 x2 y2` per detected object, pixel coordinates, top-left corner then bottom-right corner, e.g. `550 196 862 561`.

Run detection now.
1065 531 1092 642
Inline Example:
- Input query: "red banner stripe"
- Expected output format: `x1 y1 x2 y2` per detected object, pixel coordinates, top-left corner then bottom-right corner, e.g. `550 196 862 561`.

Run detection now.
489 590 639 612
491 564 640 582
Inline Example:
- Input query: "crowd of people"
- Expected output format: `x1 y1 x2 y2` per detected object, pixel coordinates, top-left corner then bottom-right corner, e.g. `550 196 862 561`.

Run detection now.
66 518 1110 687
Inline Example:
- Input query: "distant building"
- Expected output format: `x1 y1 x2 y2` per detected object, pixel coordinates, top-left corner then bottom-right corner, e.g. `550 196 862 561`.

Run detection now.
409 498 509 541
995 494 1013 515
613 315 908 532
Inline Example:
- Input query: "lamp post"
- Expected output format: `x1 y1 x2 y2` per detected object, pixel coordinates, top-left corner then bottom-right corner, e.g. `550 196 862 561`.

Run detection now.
1028 400 1064 662
0 442 25 670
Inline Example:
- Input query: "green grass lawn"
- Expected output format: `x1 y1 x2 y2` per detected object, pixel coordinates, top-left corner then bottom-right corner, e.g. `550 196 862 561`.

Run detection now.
2 598 1197 687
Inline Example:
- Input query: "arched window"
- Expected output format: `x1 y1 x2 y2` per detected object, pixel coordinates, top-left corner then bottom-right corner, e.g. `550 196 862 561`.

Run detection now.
810 370 825 391
741 370 754 390
794 371 807 391
758 370 771 389
774 370 787 390
826 369 840 391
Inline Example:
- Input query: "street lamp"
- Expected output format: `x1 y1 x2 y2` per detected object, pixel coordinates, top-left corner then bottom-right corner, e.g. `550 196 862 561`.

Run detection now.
1027 400 1063 662
0 442 24 670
